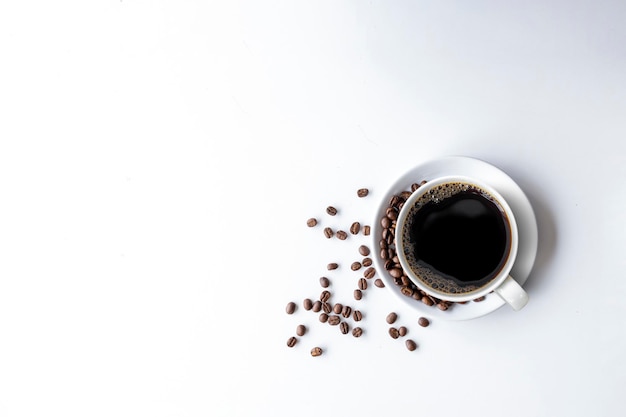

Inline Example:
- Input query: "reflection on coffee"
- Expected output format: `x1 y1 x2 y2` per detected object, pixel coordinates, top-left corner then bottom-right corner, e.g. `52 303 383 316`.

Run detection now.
401 182 511 295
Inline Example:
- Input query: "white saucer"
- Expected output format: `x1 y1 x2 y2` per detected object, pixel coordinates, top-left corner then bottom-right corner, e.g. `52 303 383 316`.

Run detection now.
371 156 538 320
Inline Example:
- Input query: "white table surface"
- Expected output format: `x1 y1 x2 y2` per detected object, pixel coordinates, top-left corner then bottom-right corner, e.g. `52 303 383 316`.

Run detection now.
1 1 625 416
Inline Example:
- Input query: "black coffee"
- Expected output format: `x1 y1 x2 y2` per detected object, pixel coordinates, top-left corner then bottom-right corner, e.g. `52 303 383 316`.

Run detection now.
402 182 511 295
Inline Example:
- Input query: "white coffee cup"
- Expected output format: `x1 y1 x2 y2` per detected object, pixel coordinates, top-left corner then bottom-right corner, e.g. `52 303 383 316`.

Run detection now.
395 176 529 311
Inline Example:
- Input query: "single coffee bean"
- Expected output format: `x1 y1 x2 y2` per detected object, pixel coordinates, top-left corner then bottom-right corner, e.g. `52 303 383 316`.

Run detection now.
323 227 333 239
352 327 363 337
286 302 296 315
357 188 369 198
436 302 449 311
380 248 389 260
351 262 362 271
358 278 367 290
327 263 338 270
319 313 329 323
381 216 391 228
422 296 435 306
322 302 332 314
362 257 372 267
307 218 317 227
326 206 337 216
379 239 388 250
353 310 363 321
358 245 370 256
296 325 306 336
406 339 417 351
389 268 402 278
389 327 400 339
386 312 397 324
418 317 430 327
328 315 341 326
341 305 352 318
353 289 362 300
363 267 376 279
374 278 385 288
333 303 343 314
350 222 361 235
398 326 407 337
340 322 349 334
336 230 348 240
303 298 313 311
319 276 330 288
400 286 414 297
473 296 486 302
287 336 297 347
312 300 322 312
401 276 411 286
363 225 370 236
411 183 420 192
311 347 323 357
400 190 412 200
320 290 331 302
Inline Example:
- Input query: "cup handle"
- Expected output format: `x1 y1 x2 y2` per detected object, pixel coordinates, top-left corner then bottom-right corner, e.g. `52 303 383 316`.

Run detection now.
494 275 529 311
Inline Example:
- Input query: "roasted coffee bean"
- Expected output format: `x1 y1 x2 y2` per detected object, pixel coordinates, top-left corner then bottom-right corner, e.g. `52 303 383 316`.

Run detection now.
312 300 322 312
353 310 363 321
353 289 362 300
381 216 391 228
418 317 430 327
286 302 296 315
333 303 343 314
328 315 341 326
319 313 329 323
400 190 412 200
307 218 317 227
400 286 414 297
311 347 323 357
393 277 403 286
303 298 313 311
327 263 338 270
363 225 370 236
398 326 407 337
379 239 388 250
326 206 338 216
412 291 422 300
351 262 362 271
389 327 400 339
405 339 417 351
341 305 352 318
350 222 361 235
386 312 398 324
358 245 370 256
401 276 411 286
389 268 403 278
362 257 372 267
473 296 486 302
352 327 363 337
296 325 306 336
323 227 334 239
319 277 330 288
380 248 389 260
320 290 331 302
374 278 385 288
436 302 449 311
287 336 297 347
363 267 375 279
411 183 420 192
340 322 349 334
322 302 332 314
336 230 348 240
358 278 367 290
386 207 398 220
422 296 435 306
384 259 394 270
389 195 402 208
357 188 369 198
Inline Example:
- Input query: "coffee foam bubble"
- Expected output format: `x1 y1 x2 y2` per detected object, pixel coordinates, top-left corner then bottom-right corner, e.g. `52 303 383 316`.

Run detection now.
401 182 503 296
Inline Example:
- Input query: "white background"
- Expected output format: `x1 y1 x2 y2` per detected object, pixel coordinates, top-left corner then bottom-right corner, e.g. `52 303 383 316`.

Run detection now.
1 1 625 416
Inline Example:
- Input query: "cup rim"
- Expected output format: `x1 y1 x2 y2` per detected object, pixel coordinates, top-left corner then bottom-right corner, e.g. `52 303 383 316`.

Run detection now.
395 175 519 302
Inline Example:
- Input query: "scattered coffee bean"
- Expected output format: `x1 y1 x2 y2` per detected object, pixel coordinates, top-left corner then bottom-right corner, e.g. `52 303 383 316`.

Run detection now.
386 207 398 221
389 327 400 339
353 289 362 300
320 290 331 302
319 277 330 288
389 268 402 278
340 322 349 334
341 305 352 318
336 230 348 240
358 245 370 256
362 257 372 267
350 222 361 235
374 278 385 288
398 326 407 337
405 339 417 351
311 347 323 357
353 310 363 321
381 216 391 228
418 317 430 327
287 336 297 347
363 225 370 236
323 227 334 239
351 262 362 271
286 302 296 315
400 286 414 297
327 263 338 270
307 218 317 227
436 302 449 311
312 300 322 312
303 298 313 311
357 188 369 198
326 206 337 216
358 278 367 290
319 313 329 323
422 295 435 306
380 249 389 260
363 267 376 279
473 296 486 302
322 302 332 314
333 303 343 314
296 325 306 336
386 312 397 324
352 327 363 337
328 315 341 326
